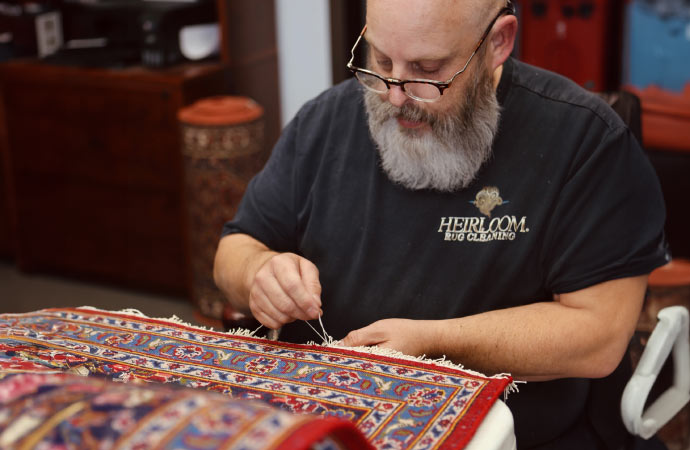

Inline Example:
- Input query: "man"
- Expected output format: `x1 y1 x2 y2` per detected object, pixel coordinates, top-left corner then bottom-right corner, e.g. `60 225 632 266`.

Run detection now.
214 0 668 448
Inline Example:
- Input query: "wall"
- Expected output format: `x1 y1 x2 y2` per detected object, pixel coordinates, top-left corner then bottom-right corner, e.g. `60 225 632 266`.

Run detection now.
275 0 333 128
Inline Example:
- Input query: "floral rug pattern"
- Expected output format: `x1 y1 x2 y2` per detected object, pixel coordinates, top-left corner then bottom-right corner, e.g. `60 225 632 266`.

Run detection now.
0 308 511 449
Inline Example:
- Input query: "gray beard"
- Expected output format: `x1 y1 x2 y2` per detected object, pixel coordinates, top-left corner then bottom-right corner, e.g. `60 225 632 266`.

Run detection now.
363 65 501 192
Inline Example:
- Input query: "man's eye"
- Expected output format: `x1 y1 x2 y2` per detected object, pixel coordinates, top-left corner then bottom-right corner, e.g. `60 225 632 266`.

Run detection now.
415 64 440 76
376 60 392 71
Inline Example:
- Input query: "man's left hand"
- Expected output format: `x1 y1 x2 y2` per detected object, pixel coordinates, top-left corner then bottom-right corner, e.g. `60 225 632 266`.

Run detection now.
342 319 436 357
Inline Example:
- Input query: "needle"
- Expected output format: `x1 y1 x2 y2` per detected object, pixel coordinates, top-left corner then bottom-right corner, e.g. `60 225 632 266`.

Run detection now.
267 328 281 341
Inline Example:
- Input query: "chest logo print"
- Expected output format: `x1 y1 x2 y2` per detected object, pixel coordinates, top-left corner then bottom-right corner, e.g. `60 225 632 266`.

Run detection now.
438 186 529 243
471 186 506 217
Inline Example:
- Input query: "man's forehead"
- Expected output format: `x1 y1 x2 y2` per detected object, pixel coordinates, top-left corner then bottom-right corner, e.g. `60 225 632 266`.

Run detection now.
365 0 499 28
365 0 479 61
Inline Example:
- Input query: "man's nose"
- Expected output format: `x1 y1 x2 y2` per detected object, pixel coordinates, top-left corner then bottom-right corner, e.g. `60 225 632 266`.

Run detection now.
387 84 409 108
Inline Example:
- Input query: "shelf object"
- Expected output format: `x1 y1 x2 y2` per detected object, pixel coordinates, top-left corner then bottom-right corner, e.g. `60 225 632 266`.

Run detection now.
178 96 268 319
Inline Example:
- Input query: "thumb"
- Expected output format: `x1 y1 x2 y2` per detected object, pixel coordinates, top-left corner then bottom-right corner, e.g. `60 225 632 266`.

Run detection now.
342 324 381 348
299 257 322 306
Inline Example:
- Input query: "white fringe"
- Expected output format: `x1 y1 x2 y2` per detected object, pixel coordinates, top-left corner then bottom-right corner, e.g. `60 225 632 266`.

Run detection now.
310 340 514 382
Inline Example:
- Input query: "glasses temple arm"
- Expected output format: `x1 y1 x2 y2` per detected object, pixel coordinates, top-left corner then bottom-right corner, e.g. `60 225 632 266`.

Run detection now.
347 25 368 67
446 5 515 84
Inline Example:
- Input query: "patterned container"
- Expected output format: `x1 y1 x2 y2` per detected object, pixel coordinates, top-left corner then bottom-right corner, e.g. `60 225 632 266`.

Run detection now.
178 96 266 320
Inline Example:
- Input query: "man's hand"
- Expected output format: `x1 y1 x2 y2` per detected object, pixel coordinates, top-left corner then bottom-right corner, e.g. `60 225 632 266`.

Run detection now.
214 234 323 330
248 253 323 329
342 319 436 357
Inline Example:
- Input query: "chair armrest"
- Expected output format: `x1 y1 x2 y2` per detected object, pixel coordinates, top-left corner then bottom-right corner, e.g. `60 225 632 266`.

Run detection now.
621 306 690 439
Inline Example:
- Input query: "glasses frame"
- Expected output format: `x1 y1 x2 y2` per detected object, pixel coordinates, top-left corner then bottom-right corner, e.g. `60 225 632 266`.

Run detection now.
346 1 516 102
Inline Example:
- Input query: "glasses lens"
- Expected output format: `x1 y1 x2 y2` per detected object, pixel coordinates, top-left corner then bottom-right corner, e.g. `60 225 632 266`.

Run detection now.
405 82 442 102
355 71 387 93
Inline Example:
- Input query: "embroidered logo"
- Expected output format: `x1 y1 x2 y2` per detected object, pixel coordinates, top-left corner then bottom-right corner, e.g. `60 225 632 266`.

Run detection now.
438 186 529 243
471 186 506 217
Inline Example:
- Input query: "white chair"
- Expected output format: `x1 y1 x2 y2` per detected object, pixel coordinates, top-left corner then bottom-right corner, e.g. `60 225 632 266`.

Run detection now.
621 305 690 440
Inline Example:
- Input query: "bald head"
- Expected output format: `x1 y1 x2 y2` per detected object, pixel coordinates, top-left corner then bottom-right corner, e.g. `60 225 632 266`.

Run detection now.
365 0 507 39
364 0 509 74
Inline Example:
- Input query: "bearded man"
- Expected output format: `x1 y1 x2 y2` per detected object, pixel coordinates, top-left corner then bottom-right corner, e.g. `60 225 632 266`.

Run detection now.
213 0 668 448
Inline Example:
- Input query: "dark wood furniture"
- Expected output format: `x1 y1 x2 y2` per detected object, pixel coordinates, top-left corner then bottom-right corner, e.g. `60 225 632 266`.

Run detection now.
0 0 282 300
217 0 281 152
330 0 366 85
0 85 16 259
0 61 226 294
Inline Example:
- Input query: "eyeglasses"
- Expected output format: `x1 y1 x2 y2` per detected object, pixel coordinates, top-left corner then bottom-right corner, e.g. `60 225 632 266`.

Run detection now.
346 2 515 102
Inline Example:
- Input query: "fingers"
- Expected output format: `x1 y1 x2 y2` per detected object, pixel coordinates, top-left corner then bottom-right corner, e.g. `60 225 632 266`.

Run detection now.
272 256 321 318
249 295 289 330
257 266 311 320
342 322 386 348
300 258 322 298
342 319 427 357
249 253 323 329
299 257 322 314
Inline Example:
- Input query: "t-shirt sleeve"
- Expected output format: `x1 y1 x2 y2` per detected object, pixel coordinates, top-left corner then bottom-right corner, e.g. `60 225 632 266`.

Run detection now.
543 125 669 293
220 114 302 253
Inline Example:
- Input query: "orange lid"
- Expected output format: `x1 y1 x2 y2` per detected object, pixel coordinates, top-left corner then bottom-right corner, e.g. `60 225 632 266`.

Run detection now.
178 96 263 126
649 258 690 287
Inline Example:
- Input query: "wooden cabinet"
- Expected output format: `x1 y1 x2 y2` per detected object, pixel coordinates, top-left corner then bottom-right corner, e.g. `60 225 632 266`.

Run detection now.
0 61 226 294
0 1 281 299
0 84 15 259
217 0 281 153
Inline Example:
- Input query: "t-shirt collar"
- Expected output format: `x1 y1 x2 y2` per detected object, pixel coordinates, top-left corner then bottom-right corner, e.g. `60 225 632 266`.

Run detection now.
496 56 514 106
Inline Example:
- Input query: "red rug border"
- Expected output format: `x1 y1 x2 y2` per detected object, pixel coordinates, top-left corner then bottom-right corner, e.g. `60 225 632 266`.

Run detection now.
276 416 375 450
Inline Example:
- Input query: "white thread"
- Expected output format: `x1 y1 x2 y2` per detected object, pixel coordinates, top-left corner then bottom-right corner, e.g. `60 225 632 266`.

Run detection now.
304 320 327 343
302 315 336 345
318 315 335 344
250 324 264 337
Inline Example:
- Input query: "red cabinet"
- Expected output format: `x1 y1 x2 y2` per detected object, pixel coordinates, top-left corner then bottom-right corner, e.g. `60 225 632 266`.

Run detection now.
518 0 623 92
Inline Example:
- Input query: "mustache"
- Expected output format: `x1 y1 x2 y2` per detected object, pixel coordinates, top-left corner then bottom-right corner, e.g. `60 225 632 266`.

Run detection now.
371 97 439 127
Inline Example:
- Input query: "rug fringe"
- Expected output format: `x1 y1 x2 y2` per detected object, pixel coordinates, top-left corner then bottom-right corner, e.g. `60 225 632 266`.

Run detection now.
76 306 271 338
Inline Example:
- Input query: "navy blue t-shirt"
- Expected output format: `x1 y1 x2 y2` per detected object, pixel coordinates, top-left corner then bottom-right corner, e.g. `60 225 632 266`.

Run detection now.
223 58 668 448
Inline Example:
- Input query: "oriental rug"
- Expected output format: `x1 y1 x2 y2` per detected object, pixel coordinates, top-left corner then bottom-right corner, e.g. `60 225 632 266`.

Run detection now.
0 308 513 449
0 372 368 450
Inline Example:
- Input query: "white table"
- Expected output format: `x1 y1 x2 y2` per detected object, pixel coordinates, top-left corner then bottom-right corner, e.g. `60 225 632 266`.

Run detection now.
465 400 516 450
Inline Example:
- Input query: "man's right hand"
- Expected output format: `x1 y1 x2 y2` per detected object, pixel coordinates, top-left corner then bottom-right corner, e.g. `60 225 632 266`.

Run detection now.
247 253 323 329
214 234 323 330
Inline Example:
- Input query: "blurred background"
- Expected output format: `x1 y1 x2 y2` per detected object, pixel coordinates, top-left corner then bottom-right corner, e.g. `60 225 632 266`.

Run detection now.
0 0 689 447
1 0 689 318
0 0 688 315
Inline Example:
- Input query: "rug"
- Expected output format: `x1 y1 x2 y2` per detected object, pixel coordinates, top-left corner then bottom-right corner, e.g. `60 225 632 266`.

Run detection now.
0 308 513 449
0 371 369 449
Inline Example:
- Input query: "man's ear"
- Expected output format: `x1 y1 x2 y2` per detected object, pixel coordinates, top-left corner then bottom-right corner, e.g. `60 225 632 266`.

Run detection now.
488 15 518 71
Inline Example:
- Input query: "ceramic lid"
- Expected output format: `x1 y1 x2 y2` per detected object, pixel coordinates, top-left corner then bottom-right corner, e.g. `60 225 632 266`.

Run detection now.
178 96 263 126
